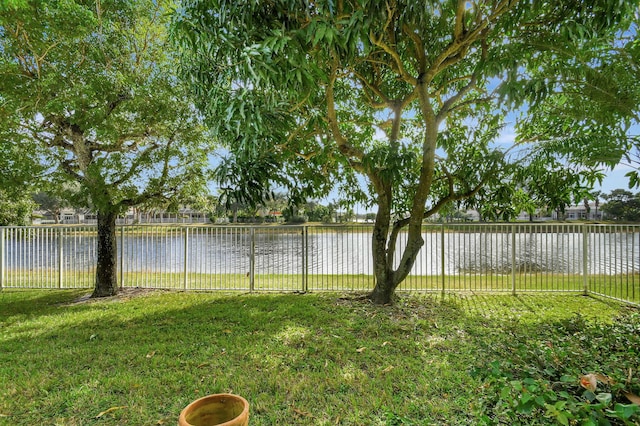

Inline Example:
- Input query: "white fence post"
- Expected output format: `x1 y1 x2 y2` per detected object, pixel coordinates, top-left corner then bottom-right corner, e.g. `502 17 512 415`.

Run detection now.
249 228 255 292
58 228 64 289
511 224 516 296
302 226 308 292
440 224 445 296
183 227 189 290
583 224 589 295
120 226 125 288
0 227 4 290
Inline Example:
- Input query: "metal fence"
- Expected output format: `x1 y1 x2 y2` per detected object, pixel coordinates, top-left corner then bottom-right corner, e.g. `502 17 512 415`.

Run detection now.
1 224 638 305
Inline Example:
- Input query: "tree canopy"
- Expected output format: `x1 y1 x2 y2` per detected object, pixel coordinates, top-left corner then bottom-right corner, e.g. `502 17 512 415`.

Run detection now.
511 11 640 187
1 0 212 296
601 188 640 221
173 0 638 304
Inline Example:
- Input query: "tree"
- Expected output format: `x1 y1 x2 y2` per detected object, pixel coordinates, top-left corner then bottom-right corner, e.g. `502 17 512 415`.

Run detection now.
0 190 35 226
32 192 66 224
1 0 211 297
591 190 602 220
0 159 39 225
0 107 43 225
173 0 633 304
305 202 333 223
601 189 640 221
511 10 640 188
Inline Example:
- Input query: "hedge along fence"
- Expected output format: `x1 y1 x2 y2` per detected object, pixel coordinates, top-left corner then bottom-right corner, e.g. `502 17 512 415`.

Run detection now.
0 223 638 305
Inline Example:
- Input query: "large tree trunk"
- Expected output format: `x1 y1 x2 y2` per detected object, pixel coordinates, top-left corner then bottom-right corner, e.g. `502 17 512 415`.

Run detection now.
369 271 397 305
92 210 118 297
367 201 425 305
368 226 425 305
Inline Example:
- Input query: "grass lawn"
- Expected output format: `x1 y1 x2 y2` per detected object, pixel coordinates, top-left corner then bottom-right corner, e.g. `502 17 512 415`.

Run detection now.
1 289 639 425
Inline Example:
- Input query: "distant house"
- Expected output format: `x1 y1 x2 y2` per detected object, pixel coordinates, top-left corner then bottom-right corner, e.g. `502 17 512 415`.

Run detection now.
32 207 212 225
32 208 86 224
516 210 553 222
552 202 603 221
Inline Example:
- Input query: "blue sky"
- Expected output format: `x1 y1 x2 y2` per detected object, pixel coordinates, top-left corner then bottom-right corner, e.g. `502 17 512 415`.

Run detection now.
495 123 636 196
596 165 633 193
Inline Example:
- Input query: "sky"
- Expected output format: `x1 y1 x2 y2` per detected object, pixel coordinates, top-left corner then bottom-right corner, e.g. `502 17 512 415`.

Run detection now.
596 165 633 193
495 124 635 196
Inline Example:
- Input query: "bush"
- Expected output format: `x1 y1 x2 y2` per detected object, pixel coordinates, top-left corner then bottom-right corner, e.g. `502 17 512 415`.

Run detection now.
286 215 307 224
471 313 640 425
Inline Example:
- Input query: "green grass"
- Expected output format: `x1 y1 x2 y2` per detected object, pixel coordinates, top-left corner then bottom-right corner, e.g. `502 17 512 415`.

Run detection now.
1 290 639 425
4 272 639 305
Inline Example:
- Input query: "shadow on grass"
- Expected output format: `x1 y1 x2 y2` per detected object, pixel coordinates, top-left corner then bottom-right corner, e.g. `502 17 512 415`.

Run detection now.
0 289 89 320
0 292 385 423
0 290 635 425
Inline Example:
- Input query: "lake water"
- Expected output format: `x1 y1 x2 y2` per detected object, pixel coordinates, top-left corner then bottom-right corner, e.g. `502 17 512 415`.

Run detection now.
4 226 639 276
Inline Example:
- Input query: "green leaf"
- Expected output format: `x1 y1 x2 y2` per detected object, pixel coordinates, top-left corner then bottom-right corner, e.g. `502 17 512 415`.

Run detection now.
614 403 639 420
595 393 612 406
556 412 569 426
511 380 523 391
313 23 326 46
500 386 511 399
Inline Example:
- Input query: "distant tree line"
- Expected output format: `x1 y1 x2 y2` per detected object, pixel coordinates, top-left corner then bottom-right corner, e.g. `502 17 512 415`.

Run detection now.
600 189 640 222
5 188 640 226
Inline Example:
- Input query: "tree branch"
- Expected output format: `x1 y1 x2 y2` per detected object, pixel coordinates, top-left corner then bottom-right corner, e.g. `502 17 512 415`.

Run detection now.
327 57 365 163
59 159 84 182
454 0 467 41
369 32 417 85
402 23 427 73
391 162 498 233
426 0 513 83
352 70 391 108
435 75 477 123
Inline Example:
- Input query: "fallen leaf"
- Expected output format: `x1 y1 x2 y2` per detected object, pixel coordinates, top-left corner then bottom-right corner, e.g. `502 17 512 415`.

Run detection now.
293 408 313 418
580 373 615 392
624 392 640 405
594 373 613 385
382 341 390 347
223 329 232 334
196 363 210 368
156 419 166 425
580 374 598 392
146 351 156 358
356 347 367 353
95 406 127 419
382 365 394 373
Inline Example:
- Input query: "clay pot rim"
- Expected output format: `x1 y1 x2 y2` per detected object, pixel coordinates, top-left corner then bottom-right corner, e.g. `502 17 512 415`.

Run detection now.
178 393 249 426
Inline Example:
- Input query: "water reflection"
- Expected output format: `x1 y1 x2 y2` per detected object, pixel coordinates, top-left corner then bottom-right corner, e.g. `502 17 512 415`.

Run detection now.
4 229 639 276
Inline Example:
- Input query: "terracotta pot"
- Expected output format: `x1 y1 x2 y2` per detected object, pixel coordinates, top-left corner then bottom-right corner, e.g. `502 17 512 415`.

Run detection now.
178 394 249 426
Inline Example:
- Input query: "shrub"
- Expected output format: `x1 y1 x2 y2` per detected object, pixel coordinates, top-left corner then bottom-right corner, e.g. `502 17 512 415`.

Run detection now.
471 313 640 425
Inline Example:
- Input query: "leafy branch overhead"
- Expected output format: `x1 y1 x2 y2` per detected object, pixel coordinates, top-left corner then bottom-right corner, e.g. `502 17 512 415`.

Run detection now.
173 0 637 304
175 0 507 207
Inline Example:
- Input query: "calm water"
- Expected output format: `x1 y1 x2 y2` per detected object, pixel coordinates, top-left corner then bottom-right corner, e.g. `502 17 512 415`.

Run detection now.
4 228 640 276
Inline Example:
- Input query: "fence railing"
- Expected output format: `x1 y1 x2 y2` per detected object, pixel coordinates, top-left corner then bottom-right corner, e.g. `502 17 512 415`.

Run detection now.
1 223 638 305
